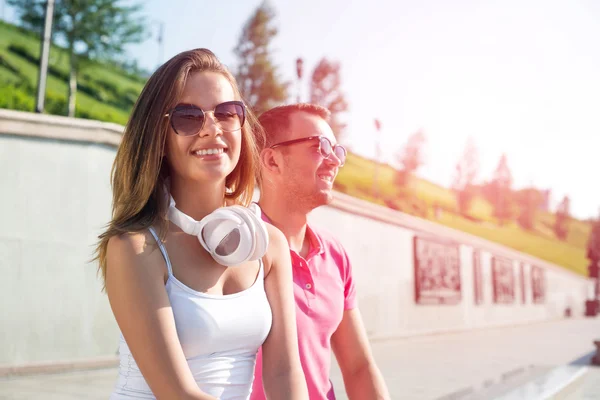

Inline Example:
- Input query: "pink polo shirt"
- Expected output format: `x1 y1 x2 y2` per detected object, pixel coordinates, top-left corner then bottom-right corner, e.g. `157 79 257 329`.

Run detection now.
250 221 357 400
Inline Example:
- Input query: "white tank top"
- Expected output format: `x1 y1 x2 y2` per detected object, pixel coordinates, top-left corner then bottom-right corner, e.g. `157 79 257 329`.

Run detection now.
109 227 273 400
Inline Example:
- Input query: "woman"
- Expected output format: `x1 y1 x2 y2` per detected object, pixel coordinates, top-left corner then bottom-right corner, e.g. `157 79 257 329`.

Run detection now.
95 48 307 400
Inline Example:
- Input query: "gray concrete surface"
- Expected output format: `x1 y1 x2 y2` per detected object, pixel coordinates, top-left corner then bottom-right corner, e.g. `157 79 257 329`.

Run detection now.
562 368 600 400
0 134 119 366
1 318 600 400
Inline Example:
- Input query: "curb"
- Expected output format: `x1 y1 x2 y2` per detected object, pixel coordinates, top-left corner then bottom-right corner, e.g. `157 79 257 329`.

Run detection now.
0 356 119 378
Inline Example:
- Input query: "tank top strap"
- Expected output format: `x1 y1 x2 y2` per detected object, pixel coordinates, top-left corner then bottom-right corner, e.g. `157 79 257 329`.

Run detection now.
148 227 174 276
258 258 265 281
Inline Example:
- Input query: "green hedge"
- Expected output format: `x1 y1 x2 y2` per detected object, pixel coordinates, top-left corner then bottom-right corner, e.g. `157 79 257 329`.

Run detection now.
0 82 34 111
7 42 138 111
0 77 125 123
8 43 70 82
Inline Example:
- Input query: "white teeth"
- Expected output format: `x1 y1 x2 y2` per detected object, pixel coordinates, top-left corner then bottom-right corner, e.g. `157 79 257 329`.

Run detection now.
194 148 224 156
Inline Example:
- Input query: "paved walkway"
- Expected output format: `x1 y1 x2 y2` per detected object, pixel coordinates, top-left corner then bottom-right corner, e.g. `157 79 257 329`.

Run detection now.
1 318 599 399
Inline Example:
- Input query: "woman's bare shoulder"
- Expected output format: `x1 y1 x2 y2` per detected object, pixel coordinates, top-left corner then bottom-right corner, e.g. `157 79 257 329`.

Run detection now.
106 229 166 282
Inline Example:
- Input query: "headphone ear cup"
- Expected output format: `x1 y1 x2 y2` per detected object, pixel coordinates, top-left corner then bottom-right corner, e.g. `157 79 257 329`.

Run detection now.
228 205 258 255
198 208 254 266
200 217 242 255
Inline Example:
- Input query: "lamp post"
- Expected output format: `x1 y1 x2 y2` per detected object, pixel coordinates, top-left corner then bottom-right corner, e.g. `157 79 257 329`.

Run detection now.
35 0 55 113
295 57 303 103
148 20 165 70
156 21 164 69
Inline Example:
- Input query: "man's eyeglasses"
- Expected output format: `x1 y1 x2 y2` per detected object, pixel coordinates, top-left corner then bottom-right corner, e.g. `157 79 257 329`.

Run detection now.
164 101 246 136
270 135 346 166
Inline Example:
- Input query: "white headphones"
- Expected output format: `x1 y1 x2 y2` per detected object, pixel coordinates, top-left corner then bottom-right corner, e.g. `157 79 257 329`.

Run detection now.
166 192 269 267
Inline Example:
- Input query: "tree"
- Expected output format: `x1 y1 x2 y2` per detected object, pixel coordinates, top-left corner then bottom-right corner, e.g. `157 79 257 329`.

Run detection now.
8 0 146 117
452 138 479 216
116 58 151 79
587 210 600 278
485 154 513 226
395 130 426 187
515 187 544 231
234 1 288 115
554 195 571 240
310 58 349 141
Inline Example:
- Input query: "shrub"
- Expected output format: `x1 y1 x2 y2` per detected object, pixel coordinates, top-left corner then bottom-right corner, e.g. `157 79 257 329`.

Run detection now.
0 82 34 111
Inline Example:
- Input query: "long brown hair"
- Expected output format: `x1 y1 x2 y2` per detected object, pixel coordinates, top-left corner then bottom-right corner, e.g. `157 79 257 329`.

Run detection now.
95 48 264 287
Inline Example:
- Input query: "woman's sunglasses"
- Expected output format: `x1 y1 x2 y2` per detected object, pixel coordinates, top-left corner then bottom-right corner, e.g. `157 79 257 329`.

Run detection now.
270 135 346 166
164 101 246 136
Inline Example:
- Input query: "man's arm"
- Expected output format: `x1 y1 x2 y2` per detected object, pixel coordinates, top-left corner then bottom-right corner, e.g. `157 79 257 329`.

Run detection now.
261 225 308 400
331 308 390 400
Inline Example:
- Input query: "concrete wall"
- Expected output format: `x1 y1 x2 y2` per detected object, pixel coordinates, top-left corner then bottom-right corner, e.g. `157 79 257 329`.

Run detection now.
309 198 592 339
0 109 594 369
0 110 121 368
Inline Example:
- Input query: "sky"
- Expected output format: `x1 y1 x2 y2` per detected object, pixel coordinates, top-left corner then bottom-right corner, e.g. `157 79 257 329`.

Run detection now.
3 0 599 219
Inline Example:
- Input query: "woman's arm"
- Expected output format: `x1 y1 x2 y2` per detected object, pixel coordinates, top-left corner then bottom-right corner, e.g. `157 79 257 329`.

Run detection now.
105 232 217 400
261 225 309 400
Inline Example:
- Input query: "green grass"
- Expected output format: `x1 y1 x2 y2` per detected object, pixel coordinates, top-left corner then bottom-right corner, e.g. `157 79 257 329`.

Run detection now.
336 153 591 276
437 213 588 275
0 63 21 84
0 21 142 124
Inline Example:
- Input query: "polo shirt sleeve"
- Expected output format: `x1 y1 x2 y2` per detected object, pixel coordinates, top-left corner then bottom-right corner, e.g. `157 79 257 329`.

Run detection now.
342 246 357 310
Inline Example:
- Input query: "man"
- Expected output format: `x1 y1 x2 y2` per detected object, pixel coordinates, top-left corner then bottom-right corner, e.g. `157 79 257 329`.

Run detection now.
251 103 390 400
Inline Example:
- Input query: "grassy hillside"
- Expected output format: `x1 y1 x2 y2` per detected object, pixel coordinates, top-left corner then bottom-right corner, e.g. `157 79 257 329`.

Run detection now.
0 21 143 124
335 153 591 276
0 21 591 276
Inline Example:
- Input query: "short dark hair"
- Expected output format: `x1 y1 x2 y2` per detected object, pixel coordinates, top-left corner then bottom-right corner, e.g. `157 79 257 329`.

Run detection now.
258 103 331 148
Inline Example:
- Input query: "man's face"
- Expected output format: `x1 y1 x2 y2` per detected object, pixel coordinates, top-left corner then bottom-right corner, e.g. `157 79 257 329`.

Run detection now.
276 111 343 211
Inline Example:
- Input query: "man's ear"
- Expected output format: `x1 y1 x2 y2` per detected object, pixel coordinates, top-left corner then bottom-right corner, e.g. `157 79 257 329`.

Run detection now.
260 148 282 175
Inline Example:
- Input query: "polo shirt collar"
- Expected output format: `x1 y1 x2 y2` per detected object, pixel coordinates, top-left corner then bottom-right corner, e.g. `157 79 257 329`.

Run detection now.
259 205 324 259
